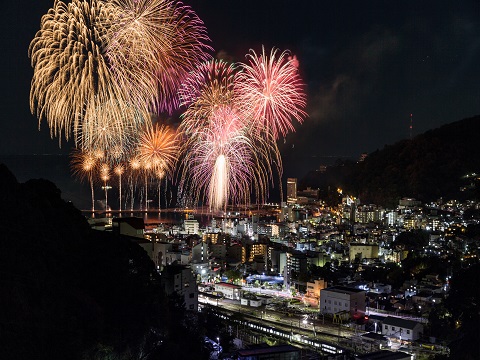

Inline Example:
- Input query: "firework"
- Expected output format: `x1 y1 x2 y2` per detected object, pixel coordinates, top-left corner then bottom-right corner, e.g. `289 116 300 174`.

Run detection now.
30 0 211 147
29 0 129 144
107 0 212 113
114 163 125 211
137 123 179 176
99 163 111 211
178 60 237 134
235 47 307 139
179 105 276 211
136 122 179 210
128 157 142 211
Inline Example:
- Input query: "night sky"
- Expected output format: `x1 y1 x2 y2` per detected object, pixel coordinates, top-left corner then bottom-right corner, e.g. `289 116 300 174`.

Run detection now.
1 0 480 197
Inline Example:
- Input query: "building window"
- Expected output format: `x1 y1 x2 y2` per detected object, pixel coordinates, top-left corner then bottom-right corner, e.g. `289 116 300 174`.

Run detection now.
392 327 395 331
407 330 410 334
384 325 388 330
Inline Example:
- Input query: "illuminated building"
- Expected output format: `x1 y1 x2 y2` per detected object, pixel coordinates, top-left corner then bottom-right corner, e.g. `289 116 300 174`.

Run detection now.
184 217 199 235
286 177 297 205
248 243 268 262
227 244 246 263
349 243 379 262
320 286 366 317
306 279 327 300
382 317 424 341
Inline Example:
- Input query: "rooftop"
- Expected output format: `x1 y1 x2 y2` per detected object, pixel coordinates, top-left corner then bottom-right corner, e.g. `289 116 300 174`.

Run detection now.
355 350 412 359
322 286 365 294
383 316 421 330
238 344 299 356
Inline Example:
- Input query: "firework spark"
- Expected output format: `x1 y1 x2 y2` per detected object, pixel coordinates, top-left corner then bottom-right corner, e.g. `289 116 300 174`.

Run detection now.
75 99 146 162
235 47 307 139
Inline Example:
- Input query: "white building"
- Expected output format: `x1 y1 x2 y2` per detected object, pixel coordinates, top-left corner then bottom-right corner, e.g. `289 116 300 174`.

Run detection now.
320 286 366 317
214 282 241 300
184 218 199 235
382 316 424 341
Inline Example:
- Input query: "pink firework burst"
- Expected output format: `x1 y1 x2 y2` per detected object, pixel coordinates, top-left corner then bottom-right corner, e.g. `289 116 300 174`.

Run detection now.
180 105 269 210
235 47 307 139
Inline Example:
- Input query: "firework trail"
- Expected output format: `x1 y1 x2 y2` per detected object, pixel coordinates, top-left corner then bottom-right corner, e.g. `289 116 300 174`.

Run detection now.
99 163 111 211
235 47 307 139
114 163 125 211
128 156 142 211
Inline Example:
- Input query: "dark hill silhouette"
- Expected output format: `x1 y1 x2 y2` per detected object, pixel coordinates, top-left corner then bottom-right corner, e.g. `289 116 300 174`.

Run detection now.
0 164 206 360
301 115 480 207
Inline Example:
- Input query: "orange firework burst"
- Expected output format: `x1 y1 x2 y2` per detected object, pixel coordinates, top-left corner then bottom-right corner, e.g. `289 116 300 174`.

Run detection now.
70 148 98 211
137 123 179 176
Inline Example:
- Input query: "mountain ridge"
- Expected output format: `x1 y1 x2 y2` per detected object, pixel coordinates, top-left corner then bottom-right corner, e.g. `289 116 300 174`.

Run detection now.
300 115 480 207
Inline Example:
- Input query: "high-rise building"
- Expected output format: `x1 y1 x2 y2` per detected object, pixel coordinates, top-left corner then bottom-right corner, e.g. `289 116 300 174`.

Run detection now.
286 178 297 205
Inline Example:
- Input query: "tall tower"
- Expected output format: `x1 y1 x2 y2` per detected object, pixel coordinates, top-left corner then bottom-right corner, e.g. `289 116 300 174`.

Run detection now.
409 113 413 140
286 178 297 205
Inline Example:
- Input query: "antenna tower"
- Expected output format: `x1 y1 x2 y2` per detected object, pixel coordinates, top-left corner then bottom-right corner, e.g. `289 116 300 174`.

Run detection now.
409 113 413 140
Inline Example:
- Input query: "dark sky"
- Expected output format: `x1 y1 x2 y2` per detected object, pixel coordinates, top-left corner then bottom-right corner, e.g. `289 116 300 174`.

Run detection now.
1 0 480 181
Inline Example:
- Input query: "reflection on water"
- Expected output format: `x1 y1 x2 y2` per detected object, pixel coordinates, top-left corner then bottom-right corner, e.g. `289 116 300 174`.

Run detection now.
82 209 227 227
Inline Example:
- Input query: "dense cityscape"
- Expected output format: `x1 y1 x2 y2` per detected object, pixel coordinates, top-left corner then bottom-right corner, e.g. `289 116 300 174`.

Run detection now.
78 172 478 359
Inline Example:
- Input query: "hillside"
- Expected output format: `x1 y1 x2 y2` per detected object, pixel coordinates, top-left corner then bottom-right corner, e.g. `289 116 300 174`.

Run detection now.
301 115 480 207
0 164 206 360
